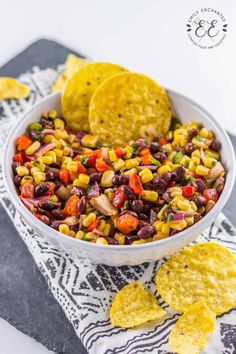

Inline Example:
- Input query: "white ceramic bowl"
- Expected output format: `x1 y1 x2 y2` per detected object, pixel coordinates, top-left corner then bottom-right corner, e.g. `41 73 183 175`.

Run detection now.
3 91 235 266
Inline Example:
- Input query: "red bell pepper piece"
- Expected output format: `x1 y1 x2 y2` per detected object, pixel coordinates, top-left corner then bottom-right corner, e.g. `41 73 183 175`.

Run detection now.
129 173 143 195
16 135 32 151
182 185 195 198
112 187 127 208
203 188 219 203
159 137 167 146
20 182 34 198
115 147 124 158
63 195 79 216
114 213 139 234
46 182 55 195
77 162 87 174
96 159 109 172
13 153 24 165
59 169 71 185
87 218 99 231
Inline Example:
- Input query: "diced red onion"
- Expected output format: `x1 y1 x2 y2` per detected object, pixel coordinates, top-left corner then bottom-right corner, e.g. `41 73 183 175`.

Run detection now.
139 165 158 171
172 212 184 221
34 142 56 157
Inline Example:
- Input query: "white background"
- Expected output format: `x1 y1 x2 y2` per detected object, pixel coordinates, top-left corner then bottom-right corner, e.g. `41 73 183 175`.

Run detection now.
0 0 235 352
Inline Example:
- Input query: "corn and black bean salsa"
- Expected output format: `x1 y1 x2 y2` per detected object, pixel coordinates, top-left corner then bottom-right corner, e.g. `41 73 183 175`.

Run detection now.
12 110 225 245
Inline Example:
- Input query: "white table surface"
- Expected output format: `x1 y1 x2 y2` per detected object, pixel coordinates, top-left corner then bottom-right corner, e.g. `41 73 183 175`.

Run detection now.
0 0 235 353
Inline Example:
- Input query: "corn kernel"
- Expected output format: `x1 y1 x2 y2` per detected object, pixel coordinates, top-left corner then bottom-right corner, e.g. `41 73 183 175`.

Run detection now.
185 216 194 226
96 237 108 245
205 150 220 160
59 224 70 235
83 213 96 227
139 168 153 183
158 165 170 174
75 231 84 239
53 148 63 158
83 232 95 241
157 205 169 220
142 190 158 202
81 134 98 148
162 143 172 152
20 176 33 186
71 142 81 148
37 156 53 165
154 221 164 232
125 157 141 170
78 173 90 185
177 198 190 211
70 171 78 181
169 219 187 230
191 149 201 158
113 158 125 171
132 239 150 245
44 135 61 148
124 146 133 159
103 224 111 236
114 233 125 245
199 128 209 138
25 141 41 155
204 157 217 168
170 187 182 197
104 188 113 200
54 118 65 130
58 138 67 147
63 146 71 156
188 159 198 172
48 110 58 119
67 134 75 144
152 233 169 241
45 151 57 163
98 219 106 232
108 150 117 162
33 172 46 184
162 223 170 235
190 201 197 212
67 161 79 172
180 155 190 168
195 165 210 176
123 168 137 176
54 129 68 140
101 171 115 187
16 166 29 176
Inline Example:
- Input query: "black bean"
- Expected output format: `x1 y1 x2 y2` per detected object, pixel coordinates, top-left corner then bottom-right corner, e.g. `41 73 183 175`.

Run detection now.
112 174 129 186
14 175 22 187
210 139 221 152
50 162 61 169
137 225 154 239
138 213 149 221
189 128 198 140
131 200 143 213
195 178 207 193
77 196 86 215
71 186 85 197
51 209 64 220
142 201 153 213
161 172 172 183
154 151 166 163
170 229 179 236
122 185 135 200
171 166 185 181
41 117 54 129
51 220 63 230
149 209 157 224
38 200 59 211
72 147 84 157
195 195 207 207
138 220 150 229
125 235 138 244
29 129 42 141
46 168 56 181
162 190 171 202
106 237 118 245
214 176 224 194
152 175 168 194
184 142 194 155
194 213 202 223
35 182 49 197
150 142 160 154
89 172 103 184
12 162 21 175
120 210 138 218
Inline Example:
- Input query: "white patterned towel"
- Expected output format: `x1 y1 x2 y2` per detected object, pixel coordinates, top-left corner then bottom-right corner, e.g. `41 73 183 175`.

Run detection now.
0 66 236 354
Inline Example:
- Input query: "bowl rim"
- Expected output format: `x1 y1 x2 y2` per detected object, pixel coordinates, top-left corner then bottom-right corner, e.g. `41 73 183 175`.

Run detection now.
2 89 235 252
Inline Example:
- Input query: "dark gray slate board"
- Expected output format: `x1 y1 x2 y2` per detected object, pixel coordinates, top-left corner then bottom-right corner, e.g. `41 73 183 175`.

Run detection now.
0 38 235 354
0 39 87 354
